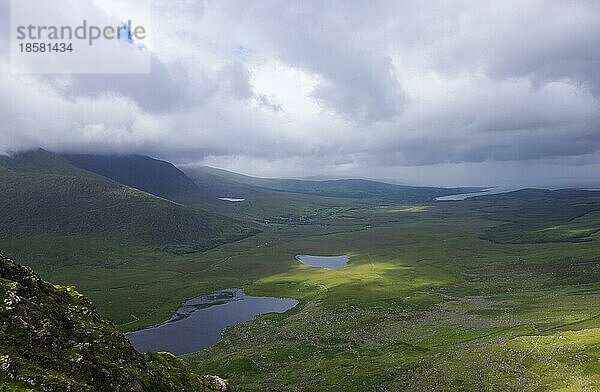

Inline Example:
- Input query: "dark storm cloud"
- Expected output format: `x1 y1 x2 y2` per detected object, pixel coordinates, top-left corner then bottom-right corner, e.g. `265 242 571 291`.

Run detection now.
1 0 600 186
486 5 600 95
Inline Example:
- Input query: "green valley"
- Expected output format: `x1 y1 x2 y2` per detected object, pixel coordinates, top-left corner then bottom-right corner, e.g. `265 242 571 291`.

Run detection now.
1 151 599 390
4 3 600 390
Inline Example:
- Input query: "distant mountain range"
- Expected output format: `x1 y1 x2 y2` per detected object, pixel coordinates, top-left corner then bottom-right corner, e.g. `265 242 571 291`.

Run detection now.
186 165 481 202
0 148 480 254
2 149 599 391
38 149 477 203
0 149 258 254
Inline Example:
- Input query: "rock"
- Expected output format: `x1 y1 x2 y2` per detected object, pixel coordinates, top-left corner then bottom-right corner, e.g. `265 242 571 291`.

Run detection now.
0 253 232 391
204 375 232 391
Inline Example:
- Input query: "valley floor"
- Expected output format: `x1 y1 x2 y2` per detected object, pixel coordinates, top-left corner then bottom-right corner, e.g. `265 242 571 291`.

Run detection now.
4 196 600 391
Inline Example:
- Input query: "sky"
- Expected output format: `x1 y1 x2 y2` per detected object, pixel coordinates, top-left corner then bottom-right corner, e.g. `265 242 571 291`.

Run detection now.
1 0 600 187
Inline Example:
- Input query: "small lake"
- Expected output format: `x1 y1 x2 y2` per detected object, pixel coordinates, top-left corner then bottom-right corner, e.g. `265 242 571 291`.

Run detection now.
436 188 495 201
218 197 246 202
126 289 298 355
296 255 348 270
436 187 520 201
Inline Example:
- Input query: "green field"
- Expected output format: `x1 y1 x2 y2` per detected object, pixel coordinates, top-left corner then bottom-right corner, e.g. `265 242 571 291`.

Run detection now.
4 188 600 391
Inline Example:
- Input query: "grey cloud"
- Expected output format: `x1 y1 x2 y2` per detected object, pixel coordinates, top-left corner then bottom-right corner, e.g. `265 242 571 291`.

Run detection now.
217 62 253 100
2 0 600 187
427 1 600 95
256 94 282 112
223 1 406 123
40 58 255 114
311 52 403 123
0 0 9 59
48 56 192 113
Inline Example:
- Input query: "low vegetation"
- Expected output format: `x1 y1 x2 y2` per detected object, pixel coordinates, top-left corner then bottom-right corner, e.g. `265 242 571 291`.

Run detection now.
0 254 230 391
1 151 598 390
0 150 259 254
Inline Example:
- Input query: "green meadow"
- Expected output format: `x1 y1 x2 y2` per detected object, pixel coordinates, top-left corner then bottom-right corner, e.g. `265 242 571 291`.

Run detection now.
4 190 600 391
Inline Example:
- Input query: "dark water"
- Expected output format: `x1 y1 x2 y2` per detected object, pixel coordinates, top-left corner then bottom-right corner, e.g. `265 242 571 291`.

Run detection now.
126 289 298 355
296 255 348 270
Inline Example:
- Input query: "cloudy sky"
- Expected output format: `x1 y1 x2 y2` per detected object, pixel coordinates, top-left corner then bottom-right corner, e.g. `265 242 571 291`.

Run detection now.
1 0 600 187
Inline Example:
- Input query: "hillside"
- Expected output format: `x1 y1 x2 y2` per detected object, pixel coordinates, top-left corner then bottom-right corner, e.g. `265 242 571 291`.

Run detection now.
52 153 473 204
0 150 259 254
0 253 230 391
0 149 95 177
187 166 480 203
1 150 598 390
63 154 200 201
58 154 335 223
182 166 374 223
3 151 482 223
472 188 600 244
56 153 481 206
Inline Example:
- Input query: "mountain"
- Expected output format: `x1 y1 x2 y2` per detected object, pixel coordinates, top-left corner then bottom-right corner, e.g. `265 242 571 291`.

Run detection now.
472 188 600 244
0 150 258 254
0 253 231 391
21 150 481 206
0 149 94 177
55 153 366 222
185 166 481 203
181 165 373 223
63 154 201 201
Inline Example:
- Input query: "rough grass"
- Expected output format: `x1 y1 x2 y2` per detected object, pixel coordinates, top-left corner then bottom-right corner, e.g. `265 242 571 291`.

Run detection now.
0 255 228 391
0 168 259 253
2 190 599 390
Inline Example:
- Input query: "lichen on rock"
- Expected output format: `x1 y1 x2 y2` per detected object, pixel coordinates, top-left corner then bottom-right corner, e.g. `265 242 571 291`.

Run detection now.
0 253 231 391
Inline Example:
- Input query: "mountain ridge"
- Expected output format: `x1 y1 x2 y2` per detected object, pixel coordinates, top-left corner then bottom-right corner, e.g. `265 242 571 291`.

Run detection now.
187 165 482 202
0 150 259 254
63 153 201 201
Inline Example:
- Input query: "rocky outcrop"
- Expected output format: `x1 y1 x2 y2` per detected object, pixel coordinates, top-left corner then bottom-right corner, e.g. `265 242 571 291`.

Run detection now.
0 253 231 391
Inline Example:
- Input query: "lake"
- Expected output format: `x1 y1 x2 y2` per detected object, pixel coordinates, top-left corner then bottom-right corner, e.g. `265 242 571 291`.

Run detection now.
435 187 520 201
436 188 496 201
296 254 348 270
126 289 298 355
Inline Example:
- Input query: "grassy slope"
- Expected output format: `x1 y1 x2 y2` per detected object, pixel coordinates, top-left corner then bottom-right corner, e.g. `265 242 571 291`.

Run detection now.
0 149 94 177
474 189 600 244
178 193 600 391
0 254 229 391
1 185 598 390
62 153 201 201
1 151 598 390
187 166 481 202
60 153 371 226
182 165 375 220
0 151 259 254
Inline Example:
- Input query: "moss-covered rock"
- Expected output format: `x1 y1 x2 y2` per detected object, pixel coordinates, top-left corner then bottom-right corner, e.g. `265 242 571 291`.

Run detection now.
0 254 230 391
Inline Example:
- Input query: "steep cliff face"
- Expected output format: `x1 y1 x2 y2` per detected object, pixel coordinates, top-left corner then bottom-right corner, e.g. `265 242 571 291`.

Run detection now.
0 254 230 392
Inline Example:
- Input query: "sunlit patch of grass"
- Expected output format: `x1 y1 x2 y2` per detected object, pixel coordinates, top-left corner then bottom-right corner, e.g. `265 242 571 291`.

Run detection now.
4 189 600 391
374 205 432 213
504 328 600 391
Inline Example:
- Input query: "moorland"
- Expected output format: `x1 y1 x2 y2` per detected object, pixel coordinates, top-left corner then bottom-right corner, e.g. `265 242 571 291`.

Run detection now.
1 149 598 391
